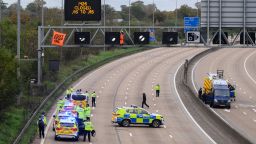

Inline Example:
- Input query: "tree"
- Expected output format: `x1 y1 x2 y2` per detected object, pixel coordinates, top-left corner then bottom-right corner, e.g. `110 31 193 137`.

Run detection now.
0 48 18 112
131 1 146 20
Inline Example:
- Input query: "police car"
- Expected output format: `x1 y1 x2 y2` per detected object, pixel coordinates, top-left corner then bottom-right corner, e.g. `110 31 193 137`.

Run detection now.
53 111 78 131
112 105 164 128
54 117 79 141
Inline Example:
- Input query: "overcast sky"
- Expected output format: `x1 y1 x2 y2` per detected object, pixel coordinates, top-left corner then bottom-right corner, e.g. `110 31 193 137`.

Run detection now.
5 0 198 11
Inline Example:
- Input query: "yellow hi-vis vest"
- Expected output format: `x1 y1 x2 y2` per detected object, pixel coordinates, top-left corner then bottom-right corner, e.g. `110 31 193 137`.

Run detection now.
84 107 91 117
84 121 94 131
91 92 96 98
154 85 160 91
76 106 85 120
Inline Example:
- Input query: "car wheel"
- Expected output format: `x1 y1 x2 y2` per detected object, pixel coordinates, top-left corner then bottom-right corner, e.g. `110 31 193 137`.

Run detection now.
54 136 59 141
122 119 130 127
152 120 160 128
74 136 79 141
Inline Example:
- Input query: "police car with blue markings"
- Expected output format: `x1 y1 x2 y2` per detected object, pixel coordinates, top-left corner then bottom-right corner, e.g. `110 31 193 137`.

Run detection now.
112 105 164 128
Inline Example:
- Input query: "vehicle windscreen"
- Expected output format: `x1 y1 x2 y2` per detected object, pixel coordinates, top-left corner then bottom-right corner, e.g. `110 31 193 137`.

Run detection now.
60 123 74 127
72 95 86 101
215 89 230 96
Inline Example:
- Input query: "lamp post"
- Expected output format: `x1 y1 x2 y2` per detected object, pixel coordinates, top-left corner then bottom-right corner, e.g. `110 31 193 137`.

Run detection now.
175 0 178 27
129 0 131 35
153 0 155 28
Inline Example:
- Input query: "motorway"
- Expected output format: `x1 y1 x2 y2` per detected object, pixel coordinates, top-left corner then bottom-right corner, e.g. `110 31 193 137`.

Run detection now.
193 48 256 143
39 48 215 144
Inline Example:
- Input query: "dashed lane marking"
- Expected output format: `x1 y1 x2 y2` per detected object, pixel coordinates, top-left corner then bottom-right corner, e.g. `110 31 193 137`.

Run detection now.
154 104 156 106
169 135 173 139
224 109 231 112
243 112 247 115
129 133 133 137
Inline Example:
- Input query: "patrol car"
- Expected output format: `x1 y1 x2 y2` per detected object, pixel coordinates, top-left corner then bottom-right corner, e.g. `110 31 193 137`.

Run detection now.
54 117 79 141
52 111 78 131
112 105 164 128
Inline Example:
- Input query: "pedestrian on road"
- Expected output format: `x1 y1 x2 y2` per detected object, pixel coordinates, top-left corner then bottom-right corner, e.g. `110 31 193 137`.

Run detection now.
154 84 160 97
142 93 149 108
91 91 97 107
198 87 202 99
83 117 94 142
37 116 45 139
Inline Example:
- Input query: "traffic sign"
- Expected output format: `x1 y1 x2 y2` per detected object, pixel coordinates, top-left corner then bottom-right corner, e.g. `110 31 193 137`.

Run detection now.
186 31 200 43
184 17 200 33
64 0 101 21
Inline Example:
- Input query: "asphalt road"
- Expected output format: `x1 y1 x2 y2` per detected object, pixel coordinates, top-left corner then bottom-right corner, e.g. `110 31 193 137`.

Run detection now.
40 48 214 144
193 48 256 143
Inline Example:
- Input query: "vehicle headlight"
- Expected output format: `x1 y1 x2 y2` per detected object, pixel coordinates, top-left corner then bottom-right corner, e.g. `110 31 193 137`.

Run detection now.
214 99 218 102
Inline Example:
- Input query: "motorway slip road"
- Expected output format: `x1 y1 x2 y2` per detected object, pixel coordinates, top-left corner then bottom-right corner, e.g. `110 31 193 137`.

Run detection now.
39 48 214 144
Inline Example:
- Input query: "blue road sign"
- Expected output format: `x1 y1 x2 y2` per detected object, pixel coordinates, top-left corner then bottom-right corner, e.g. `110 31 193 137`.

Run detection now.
184 17 200 33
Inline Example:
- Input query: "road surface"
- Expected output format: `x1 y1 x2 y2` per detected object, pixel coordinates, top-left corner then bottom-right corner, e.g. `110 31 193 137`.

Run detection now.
193 48 256 143
41 48 214 144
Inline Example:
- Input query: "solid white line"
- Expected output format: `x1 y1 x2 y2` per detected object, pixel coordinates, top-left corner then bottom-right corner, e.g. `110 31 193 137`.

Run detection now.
244 50 256 85
174 63 217 144
192 52 231 126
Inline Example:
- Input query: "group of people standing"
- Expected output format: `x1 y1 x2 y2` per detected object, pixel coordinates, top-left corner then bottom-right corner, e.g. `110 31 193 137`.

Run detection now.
142 84 161 108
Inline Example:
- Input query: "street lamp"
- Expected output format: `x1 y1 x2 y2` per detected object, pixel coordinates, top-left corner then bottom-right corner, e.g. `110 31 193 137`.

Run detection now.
129 0 131 35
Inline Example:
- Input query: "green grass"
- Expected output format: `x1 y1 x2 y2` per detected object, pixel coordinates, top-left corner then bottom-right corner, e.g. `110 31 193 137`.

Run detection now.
3 47 144 144
0 107 26 144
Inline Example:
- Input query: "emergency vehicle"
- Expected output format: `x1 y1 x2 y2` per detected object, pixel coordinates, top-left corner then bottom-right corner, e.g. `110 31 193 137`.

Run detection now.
54 117 79 141
112 105 164 128
201 70 235 109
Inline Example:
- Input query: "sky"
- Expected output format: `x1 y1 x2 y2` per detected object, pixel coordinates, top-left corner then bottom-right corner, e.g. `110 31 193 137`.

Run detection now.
5 0 198 11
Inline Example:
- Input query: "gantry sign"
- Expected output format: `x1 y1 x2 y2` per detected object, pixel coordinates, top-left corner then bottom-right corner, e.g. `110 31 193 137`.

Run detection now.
64 0 101 21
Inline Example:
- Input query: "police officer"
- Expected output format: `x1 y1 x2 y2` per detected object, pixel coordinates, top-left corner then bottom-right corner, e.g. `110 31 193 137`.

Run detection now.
198 87 202 99
154 84 160 97
76 104 85 120
66 89 71 100
91 91 96 107
84 117 94 142
41 112 47 126
84 104 91 118
37 116 45 138
57 98 65 112
142 93 149 108
85 90 90 102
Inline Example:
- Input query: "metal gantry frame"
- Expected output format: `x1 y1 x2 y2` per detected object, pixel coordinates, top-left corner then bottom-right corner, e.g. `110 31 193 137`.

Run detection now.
204 0 256 47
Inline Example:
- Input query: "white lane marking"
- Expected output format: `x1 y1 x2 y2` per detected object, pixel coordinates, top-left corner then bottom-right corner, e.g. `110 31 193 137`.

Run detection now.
129 133 133 137
249 96 252 99
224 109 231 113
127 88 129 90
101 86 104 89
192 54 231 127
174 63 217 144
154 104 156 106
97 96 99 98
125 102 127 105
163 125 166 128
253 119 256 122
243 112 247 115
156 110 159 113
252 109 256 112
244 50 256 85
169 135 173 139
